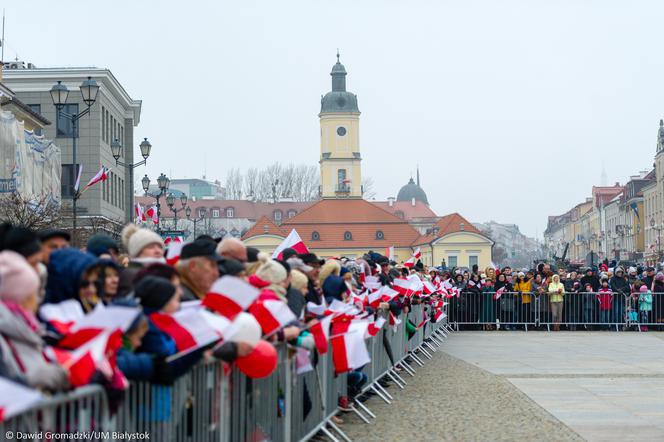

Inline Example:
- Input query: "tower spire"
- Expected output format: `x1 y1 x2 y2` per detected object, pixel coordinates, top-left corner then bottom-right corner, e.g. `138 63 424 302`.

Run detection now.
417 165 420 187
336 48 340 62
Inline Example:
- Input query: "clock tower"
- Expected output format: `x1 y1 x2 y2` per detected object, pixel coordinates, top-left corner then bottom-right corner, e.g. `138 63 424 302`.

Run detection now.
319 52 362 199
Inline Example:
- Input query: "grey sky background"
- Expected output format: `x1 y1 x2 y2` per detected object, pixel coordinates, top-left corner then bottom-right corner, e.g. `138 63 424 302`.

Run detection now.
4 0 664 238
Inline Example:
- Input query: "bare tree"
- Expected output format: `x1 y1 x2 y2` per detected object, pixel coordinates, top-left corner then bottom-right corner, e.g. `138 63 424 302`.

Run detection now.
0 193 62 231
362 177 377 200
235 163 320 202
224 168 244 200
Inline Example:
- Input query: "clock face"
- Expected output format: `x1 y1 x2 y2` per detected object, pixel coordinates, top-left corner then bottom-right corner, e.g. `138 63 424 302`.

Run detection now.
337 126 347 136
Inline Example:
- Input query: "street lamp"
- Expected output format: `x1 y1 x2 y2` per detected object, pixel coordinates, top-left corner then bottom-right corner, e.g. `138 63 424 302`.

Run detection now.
166 192 187 230
111 137 152 222
186 206 206 238
143 173 170 234
50 77 100 246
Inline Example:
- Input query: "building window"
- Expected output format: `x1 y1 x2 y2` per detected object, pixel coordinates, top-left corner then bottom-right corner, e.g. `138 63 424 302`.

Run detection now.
375 230 385 240
225 207 234 218
56 104 79 138
27 105 43 135
61 164 78 198
105 111 110 142
273 210 283 223
101 107 106 142
198 207 207 218
394 210 405 219
344 231 352 241
337 169 346 185
212 209 220 218
287 210 297 218
448 256 458 268
469 255 478 268
312 231 320 241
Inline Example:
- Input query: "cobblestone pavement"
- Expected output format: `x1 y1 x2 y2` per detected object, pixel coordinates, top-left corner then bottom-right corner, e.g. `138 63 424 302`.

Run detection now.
338 348 583 442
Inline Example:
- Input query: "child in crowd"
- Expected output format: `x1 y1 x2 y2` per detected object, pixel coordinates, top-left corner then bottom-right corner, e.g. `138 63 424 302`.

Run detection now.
597 278 613 330
638 284 653 332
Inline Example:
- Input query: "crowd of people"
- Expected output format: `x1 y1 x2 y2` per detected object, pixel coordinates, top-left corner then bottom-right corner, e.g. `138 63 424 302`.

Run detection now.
445 262 661 331
0 222 449 427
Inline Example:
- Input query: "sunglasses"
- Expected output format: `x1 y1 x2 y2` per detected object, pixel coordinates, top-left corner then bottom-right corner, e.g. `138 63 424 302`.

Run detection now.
80 280 96 288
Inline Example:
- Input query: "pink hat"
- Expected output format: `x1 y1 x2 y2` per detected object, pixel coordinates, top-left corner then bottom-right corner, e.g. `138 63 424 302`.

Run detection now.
640 285 649 293
0 251 40 302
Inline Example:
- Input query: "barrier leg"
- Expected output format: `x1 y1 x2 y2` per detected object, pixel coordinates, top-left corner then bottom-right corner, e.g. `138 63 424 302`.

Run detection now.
399 360 416 376
409 352 425 367
423 341 437 353
417 346 433 360
374 381 393 401
321 426 341 442
328 419 353 442
354 399 376 419
387 370 405 389
370 384 391 404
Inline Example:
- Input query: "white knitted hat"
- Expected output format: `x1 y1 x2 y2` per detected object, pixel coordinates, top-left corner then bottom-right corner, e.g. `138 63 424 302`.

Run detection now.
255 252 287 284
121 224 164 259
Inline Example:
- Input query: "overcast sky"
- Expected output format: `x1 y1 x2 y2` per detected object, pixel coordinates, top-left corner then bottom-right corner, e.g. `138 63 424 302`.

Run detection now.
5 1 664 238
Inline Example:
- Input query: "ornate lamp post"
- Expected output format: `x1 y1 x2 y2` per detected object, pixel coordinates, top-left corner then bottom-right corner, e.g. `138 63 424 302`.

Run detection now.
50 77 100 246
111 137 152 220
142 173 170 234
166 193 188 230
186 206 206 238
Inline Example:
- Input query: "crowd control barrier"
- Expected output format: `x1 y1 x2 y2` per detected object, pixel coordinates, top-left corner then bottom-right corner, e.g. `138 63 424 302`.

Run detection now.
448 291 664 331
0 303 455 442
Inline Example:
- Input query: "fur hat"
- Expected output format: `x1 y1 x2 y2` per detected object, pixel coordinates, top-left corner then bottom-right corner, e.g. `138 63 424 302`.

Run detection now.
121 224 163 259
0 251 40 302
255 253 287 284
290 269 309 291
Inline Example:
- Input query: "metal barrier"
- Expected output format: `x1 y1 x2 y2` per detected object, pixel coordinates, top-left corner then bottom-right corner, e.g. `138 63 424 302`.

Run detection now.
1 301 456 442
449 290 664 331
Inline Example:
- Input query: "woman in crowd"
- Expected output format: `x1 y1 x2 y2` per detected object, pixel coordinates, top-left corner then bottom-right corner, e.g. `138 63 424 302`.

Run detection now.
495 273 515 330
117 225 165 296
547 274 565 331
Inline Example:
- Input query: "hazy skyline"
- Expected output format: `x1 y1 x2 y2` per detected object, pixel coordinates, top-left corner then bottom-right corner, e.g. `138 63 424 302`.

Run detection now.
4 0 664 238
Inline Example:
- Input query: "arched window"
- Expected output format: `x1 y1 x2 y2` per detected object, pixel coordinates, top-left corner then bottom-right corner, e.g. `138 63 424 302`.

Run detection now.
343 231 352 241
311 231 320 241
375 230 385 240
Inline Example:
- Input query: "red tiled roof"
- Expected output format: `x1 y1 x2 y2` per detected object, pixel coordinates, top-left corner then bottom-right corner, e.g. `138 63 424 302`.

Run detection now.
242 216 285 239
413 212 486 245
285 199 407 224
371 200 438 219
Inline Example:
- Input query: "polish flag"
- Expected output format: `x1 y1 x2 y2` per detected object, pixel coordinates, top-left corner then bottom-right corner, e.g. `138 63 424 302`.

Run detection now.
306 302 331 317
149 309 222 352
309 314 333 354
365 317 386 338
350 292 366 311
165 239 185 266
145 206 158 225
368 286 399 308
272 229 309 259
134 203 146 223
249 299 297 335
423 280 437 295
407 274 424 296
203 276 260 320
364 275 381 290
389 311 402 331
330 320 371 374
55 304 140 349
39 299 85 335
392 278 413 296
403 257 416 268
83 166 109 190
493 286 507 300
0 378 43 422
413 248 422 259
434 310 447 323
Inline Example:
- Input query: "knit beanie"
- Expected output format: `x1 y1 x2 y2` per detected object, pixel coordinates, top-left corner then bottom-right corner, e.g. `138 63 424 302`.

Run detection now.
135 276 177 311
0 251 40 302
121 224 163 259
640 284 649 293
87 233 119 257
254 253 287 285
290 269 308 291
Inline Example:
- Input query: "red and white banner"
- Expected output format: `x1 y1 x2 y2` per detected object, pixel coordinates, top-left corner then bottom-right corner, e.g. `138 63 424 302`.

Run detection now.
272 229 309 260
309 314 332 354
0 378 43 422
150 309 222 352
54 304 140 349
83 166 109 190
203 276 260 320
330 320 370 374
249 299 297 335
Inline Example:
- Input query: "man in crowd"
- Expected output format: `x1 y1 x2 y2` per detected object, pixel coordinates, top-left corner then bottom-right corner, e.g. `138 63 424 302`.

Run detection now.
38 229 70 264
177 239 221 301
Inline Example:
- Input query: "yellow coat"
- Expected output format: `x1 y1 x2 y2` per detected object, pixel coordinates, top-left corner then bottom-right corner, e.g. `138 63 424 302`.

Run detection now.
513 280 532 303
548 281 565 303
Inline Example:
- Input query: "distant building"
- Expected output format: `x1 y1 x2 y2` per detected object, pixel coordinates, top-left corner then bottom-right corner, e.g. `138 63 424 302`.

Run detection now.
147 178 226 200
473 221 541 268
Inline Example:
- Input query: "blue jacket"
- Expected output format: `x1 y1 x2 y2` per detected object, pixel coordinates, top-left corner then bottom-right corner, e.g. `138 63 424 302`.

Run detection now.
44 248 98 304
116 348 154 382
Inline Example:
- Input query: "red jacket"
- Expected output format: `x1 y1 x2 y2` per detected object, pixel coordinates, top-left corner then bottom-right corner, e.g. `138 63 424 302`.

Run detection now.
597 288 613 310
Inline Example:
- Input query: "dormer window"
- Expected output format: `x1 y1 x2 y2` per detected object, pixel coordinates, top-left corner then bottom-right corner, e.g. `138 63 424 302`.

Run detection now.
375 230 385 240
343 231 352 241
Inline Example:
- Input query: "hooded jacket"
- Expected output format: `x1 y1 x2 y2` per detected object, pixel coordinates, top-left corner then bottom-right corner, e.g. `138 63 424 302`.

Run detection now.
0 302 69 391
609 272 630 296
44 248 98 305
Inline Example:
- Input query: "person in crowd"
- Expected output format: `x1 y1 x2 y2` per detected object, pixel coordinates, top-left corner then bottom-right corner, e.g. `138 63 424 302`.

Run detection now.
44 248 99 311
532 273 549 326
0 225 43 270
580 268 601 292
38 229 70 264
299 253 325 305
134 263 182 288
216 237 248 263
95 260 121 304
495 273 515 330
513 272 532 326
627 267 639 286
548 274 565 331
0 251 69 391
465 273 482 325
319 259 341 287
118 225 165 296
86 233 120 261
323 274 349 304
625 281 641 330
176 239 221 301
609 267 629 326
563 272 580 330
582 282 596 329
480 277 496 330
597 278 613 330
115 312 155 382
638 284 653 331
642 267 655 290
288 269 310 317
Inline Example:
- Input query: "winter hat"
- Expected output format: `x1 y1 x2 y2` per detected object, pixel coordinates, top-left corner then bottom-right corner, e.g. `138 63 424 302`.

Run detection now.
656 272 664 282
286 257 313 273
135 276 177 311
1 226 41 259
121 224 164 259
290 269 308 291
322 275 347 302
254 253 287 285
0 251 40 301
87 233 119 257
44 248 98 304
628 267 637 275
640 284 649 293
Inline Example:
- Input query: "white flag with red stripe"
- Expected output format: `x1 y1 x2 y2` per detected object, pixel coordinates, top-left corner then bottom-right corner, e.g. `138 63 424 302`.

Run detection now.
364 317 386 338
403 257 416 268
145 205 158 225
413 248 421 259
0 378 43 422
309 314 333 354
493 286 506 300
149 309 222 352
331 320 370 374
134 202 146 224
434 309 447 323
272 229 309 259
364 275 381 290
83 166 109 190
165 238 184 266
203 276 260 320
249 299 297 336
39 299 85 335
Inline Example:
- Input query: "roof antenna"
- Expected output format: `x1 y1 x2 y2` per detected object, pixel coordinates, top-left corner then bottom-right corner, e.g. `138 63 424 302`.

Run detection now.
336 48 340 62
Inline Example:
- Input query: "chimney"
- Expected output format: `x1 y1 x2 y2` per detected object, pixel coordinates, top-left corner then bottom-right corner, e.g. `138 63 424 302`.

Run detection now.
411 197 416 207
387 197 395 207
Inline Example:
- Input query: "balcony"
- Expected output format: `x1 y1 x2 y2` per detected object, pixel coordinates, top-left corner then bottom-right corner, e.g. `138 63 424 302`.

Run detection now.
335 184 351 194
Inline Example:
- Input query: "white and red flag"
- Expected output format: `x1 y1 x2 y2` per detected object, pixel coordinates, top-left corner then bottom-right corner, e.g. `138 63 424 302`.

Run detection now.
145 205 159 225
403 257 416 268
368 285 399 308
203 276 260 320
423 280 437 295
434 310 447 323
493 286 507 300
134 202 146 223
165 238 184 266
52 304 139 349
0 378 43 422
392 277 415 296
309 314 333 354
73 164 83 193
413 248 422 259
330 320 371 374
385 246 395 261
83 166 109 190
39 299 85 335
365 317 386 338
149 309 222 352
389 311 402 331
249 299 297 336
272 229 309 259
